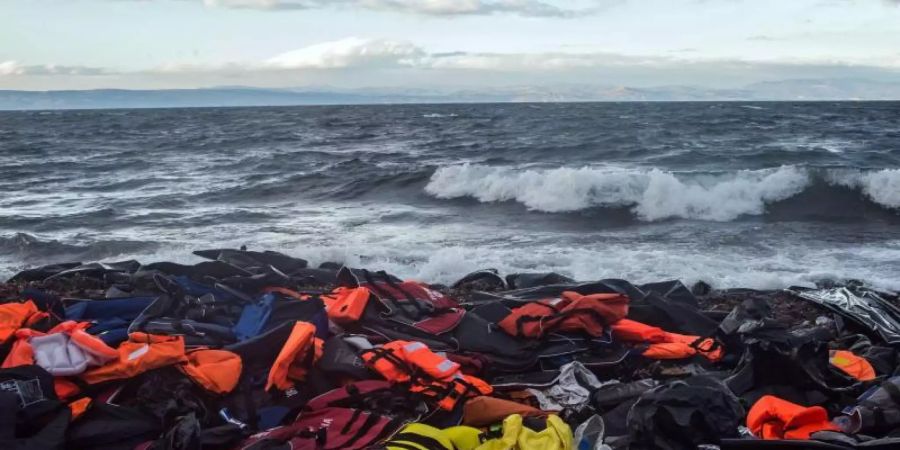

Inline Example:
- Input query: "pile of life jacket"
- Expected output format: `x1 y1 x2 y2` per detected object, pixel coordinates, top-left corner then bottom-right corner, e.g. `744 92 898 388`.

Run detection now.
3 248 900 449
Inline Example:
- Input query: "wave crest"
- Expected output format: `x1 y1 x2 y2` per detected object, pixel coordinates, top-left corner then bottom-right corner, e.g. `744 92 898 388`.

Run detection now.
425 164 899 221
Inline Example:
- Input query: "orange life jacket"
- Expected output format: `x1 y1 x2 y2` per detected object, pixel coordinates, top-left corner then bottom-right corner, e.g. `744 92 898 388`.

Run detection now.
747 395 839 440
829 350 876 382
321 287 371 325
1 321 119 372
498 291 629 338
2 328 40 368
411 373 495 411
266 321 322 392
361 340 492 411
611 318 724 362
179 349 243 394
0 300 45 343
81 333 187 384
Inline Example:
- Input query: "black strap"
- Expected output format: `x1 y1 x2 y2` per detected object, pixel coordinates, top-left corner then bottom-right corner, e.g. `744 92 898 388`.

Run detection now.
381 274 428 314
379 271 428 318
364 270 407 315
362 348 420 381
239 375 259 430
342 411 384 448
340 408 364 434
389 432 449 450
385 443 423 450
874 406 886 430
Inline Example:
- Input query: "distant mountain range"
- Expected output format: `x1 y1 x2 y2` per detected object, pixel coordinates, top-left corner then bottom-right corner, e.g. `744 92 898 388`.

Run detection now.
2 78 900 110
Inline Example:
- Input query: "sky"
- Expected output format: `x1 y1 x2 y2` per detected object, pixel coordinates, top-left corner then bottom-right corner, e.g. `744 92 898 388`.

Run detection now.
2 0 900 90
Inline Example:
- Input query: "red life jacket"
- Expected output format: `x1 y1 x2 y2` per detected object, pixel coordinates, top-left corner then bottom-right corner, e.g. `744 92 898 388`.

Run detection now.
499 291 629 338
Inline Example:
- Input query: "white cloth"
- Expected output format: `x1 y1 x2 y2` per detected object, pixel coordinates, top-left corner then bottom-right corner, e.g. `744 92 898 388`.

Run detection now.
527 361 617 412
30 333 115 376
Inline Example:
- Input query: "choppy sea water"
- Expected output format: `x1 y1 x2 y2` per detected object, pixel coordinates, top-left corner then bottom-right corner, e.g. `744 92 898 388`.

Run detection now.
1 102 899 289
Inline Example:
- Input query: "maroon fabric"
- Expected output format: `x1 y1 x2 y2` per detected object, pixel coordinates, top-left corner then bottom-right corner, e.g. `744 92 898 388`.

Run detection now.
404 311 465 335
393 282 460 309
367 280 465 335
234 407 394 450
304 380 392 410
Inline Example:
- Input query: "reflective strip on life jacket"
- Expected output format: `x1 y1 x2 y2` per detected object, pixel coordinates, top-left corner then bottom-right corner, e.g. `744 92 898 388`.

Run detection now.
266 321 321 391
747 395 839 440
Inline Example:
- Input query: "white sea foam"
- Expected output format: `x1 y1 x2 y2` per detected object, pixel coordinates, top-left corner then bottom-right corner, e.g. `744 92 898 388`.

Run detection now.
294 237 900 292
825 168 900 209
425 164 812 221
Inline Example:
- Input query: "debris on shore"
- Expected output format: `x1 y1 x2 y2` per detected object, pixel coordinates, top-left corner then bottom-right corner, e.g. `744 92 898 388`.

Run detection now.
2 249 899 449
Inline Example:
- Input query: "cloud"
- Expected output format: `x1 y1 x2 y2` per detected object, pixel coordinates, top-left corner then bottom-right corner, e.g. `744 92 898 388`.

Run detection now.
257 39 675 72
0 61 108 76
5 36 900 91
422 51 676 71
51 36 900 78
199 0 582 17
265 37 425 69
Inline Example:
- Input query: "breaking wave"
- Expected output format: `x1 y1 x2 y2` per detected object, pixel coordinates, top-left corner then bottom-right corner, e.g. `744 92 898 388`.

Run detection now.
425 164 900 221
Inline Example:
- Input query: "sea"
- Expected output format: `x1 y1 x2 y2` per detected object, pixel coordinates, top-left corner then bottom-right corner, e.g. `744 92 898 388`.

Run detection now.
1 102 899 290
